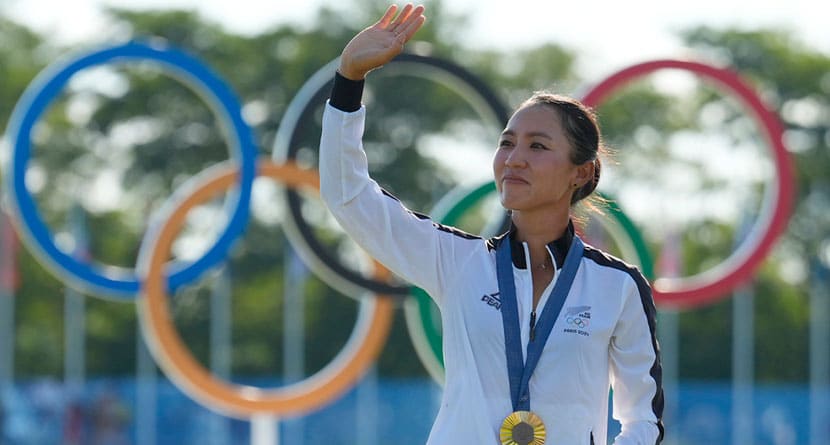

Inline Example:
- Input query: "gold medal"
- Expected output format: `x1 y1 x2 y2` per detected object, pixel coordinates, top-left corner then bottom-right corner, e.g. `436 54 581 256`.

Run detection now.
500 410 546 445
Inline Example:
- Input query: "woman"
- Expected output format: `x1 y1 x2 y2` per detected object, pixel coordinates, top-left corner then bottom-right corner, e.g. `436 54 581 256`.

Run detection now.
319 4 664 444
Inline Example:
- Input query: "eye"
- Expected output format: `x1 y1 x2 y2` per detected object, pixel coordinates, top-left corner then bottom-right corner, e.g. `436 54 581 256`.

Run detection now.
499 139 514 148
530 142 548 150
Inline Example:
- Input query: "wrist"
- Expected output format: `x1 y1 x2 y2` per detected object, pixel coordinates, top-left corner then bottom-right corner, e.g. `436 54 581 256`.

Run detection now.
337 64 366 81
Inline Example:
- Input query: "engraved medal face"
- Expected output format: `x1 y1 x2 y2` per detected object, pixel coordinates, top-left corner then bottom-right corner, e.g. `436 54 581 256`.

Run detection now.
500 411 546 445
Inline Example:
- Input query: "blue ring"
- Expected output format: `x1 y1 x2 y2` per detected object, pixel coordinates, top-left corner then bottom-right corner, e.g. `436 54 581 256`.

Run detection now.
5 41 257 299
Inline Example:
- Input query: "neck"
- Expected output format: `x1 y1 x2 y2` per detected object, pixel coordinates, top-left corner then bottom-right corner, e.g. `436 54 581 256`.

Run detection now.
510 207 571 248
511 208 570 275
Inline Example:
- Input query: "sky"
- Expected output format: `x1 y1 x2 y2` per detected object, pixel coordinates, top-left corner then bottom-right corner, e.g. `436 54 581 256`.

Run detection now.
2 0 828 78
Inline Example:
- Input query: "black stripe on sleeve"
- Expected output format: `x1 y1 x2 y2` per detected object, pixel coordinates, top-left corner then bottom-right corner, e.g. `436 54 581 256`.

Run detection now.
378 188 481 241
631 266 665 443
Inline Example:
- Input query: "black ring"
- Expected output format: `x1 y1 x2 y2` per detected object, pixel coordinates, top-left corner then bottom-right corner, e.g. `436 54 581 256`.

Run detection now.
277 53 509 297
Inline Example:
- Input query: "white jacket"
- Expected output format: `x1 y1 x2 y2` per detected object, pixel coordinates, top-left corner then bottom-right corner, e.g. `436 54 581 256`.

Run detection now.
319 102 664 445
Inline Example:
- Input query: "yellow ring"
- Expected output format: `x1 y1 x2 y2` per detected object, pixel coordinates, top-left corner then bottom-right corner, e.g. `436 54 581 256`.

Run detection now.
137 158 394 418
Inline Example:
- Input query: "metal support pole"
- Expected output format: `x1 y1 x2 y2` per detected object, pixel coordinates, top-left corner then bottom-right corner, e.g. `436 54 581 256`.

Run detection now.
731 286 754 445
810 263 829 445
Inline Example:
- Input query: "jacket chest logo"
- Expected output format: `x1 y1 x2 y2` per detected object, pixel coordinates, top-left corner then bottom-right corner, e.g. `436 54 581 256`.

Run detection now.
480 292 501 310
563 305 591 336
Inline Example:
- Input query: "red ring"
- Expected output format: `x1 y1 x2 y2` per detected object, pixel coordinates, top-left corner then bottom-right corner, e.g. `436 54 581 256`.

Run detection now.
581 60 795 308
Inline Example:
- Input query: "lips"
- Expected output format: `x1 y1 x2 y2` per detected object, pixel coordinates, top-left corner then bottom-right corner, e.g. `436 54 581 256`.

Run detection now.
501 174 529 185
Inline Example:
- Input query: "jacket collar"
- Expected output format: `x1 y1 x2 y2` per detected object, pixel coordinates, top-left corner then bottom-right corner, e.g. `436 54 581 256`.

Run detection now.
491 220 575 270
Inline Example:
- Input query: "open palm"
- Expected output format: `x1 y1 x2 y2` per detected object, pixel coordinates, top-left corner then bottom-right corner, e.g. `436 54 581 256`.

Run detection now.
339 4 426 80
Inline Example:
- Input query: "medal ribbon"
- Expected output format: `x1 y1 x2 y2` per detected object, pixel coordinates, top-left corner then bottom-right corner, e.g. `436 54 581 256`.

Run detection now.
496 235 584 411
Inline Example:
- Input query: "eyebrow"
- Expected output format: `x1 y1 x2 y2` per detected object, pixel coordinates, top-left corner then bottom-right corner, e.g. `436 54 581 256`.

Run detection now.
500 129 555 140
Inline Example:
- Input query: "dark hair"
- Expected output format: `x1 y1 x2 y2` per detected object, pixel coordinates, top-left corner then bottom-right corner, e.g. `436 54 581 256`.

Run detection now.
517 92 604 207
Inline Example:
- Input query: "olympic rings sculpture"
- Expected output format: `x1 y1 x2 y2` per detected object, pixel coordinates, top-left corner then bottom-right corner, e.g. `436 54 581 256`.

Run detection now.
3 40 794 414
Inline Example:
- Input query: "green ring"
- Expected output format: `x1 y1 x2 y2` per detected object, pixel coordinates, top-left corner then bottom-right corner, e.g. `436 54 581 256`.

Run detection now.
600 196 655 280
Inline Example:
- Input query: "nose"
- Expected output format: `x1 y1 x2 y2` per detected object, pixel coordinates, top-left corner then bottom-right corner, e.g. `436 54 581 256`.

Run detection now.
504 146 527 168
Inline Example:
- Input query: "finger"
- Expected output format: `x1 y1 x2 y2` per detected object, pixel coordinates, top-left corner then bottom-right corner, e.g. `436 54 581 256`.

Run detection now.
377 4 398 28
397 5 424 32
389 3 415 31
399 12 426 42
401 4 424 25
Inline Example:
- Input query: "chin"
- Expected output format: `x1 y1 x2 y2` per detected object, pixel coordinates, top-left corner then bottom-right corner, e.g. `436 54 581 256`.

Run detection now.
498 195 518 211
501 201 524 212
500 192 538 212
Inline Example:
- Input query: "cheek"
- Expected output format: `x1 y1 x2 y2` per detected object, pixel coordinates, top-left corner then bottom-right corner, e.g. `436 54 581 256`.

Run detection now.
492 151 504 178
492 149 503 164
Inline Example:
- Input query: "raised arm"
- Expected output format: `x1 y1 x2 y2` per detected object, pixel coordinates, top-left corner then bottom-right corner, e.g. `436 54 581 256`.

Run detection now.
320 5 479 302
338 4 426 80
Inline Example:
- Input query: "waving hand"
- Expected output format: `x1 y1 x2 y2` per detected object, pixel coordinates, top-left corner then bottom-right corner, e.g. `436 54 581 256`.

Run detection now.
338 4 426 80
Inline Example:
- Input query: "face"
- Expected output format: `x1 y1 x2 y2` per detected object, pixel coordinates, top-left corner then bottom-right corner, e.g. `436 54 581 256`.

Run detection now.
493 104 586 213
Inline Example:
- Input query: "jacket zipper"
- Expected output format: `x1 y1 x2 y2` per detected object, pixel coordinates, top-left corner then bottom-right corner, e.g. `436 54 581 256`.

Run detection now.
529 310 537 342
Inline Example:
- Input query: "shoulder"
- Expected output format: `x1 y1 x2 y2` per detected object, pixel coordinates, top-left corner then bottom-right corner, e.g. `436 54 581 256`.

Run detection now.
581 244 659 328
581 243 651 292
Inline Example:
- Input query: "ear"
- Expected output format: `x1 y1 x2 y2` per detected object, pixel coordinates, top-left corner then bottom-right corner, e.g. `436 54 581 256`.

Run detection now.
574 160 594 188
